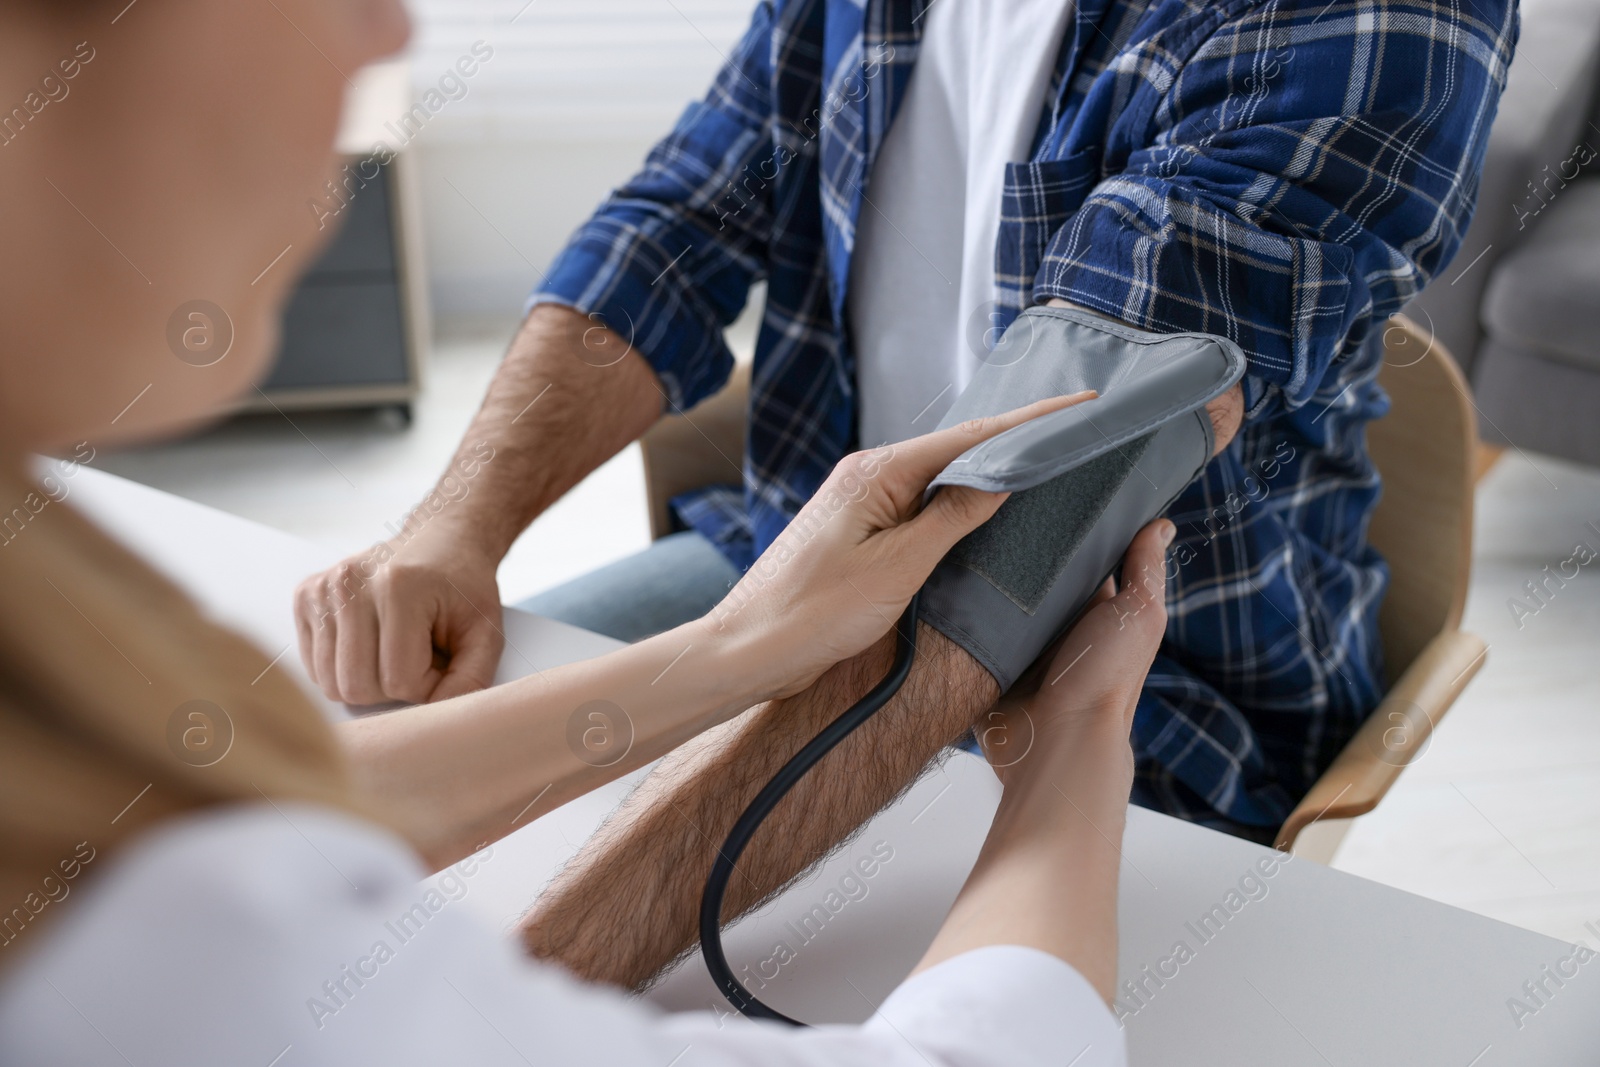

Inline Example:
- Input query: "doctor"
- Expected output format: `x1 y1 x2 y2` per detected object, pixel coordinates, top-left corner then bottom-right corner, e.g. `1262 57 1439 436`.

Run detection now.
0 2 1171 1064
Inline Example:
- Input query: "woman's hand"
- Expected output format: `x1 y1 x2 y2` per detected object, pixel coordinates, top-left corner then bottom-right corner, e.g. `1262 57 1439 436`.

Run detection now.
978 517 1174 806
914 519 1173 1003
702 391 1097 702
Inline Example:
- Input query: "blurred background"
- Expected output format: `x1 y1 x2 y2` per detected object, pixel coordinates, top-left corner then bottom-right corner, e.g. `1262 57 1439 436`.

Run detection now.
104 0 760 605
97 1 1600 956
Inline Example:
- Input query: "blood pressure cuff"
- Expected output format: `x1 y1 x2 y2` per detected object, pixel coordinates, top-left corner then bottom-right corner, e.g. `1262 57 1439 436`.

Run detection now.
919 305 1247 692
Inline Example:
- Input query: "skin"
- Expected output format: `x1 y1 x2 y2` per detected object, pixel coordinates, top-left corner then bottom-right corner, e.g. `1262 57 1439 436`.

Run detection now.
282 146 1242 987
292 314 1238 710
343 392 1101 865
525 521 1175 1005
0 1 411 457
917 521 1172 998
294 304 668 705
281 223 1239 994
0 0 1178 1015
516 307 1239 989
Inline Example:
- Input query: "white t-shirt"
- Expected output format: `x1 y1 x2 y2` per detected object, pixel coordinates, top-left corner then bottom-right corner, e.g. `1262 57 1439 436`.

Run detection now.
0 803 1126 1066
850 0 1077 448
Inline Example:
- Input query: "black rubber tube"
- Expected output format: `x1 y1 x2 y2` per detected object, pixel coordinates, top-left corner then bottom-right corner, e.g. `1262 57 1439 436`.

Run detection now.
699 595 920 1026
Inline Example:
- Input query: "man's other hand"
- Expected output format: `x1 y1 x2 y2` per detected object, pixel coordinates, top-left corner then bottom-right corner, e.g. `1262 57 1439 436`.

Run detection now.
1206 380 1243 455
291 303 667 708
1043 297 1244 454
294 526 504 706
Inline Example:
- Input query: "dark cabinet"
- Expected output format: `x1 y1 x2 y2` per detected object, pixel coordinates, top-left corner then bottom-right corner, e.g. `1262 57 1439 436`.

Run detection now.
253 152 427 417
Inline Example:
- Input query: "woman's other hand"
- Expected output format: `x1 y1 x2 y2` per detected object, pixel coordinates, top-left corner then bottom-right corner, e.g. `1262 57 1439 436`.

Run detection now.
915 518 1173 1004
979 517 1174 811
703 390 1097 701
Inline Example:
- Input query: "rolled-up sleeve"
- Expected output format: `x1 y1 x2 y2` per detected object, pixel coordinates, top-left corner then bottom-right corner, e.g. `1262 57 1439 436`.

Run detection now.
530 2 779 410
1031 0 1517 418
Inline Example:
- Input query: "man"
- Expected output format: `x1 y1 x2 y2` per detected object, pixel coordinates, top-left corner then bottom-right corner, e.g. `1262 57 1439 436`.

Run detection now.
297 0 1514 990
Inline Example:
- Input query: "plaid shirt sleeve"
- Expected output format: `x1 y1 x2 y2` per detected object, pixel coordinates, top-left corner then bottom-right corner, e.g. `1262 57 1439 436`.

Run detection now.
1011 0 1518 834
529 3 779 411
1030 0 1518 420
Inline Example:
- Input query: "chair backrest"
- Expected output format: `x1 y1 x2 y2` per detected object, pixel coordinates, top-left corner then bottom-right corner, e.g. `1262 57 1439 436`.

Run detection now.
639 361 751 541
1364 316 1478 686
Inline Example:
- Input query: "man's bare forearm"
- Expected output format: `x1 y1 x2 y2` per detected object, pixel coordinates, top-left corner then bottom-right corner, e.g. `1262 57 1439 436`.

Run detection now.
519 622 998 990
432 304 665 561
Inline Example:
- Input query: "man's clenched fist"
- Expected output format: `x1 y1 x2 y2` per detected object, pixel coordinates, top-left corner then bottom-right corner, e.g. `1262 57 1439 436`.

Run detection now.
294 455 506 705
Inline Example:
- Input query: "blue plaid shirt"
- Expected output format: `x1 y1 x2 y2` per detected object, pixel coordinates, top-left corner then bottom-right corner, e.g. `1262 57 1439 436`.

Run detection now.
533 0 1516 836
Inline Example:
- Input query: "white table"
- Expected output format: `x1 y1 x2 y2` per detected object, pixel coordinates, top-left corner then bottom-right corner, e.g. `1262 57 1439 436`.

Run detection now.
68 465 1600 1065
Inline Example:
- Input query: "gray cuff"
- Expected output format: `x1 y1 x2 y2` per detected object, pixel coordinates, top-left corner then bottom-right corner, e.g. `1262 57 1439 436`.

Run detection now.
918 305 1246 692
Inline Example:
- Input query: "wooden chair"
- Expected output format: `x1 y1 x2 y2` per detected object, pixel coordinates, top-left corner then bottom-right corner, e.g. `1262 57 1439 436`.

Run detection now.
639 360 750 540
638 318 1487 862
1277 317 1486 860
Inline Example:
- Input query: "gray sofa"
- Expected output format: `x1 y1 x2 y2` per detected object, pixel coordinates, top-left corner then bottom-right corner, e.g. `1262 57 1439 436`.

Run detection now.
1403 0 1600 466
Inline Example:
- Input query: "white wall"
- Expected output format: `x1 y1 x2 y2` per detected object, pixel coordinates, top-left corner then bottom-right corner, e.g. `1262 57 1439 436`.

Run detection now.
416 138 654 317
401 0 754 320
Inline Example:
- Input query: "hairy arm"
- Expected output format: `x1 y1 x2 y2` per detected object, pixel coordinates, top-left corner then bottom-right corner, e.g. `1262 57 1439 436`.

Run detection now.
520 622 997 990
341 614 769 869
517 299 1237 992
432 304 665 565
342 398 1091 879
298 0 790 706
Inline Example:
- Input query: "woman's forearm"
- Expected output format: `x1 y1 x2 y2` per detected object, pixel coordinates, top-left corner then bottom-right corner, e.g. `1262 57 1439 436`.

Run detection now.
337 616 775 867
332 394 1101 870
913 521 1170 1003
915 723 1133 1004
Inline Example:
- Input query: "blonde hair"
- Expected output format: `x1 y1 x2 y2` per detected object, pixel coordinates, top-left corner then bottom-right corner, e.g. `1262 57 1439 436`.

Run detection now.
0 461 357 961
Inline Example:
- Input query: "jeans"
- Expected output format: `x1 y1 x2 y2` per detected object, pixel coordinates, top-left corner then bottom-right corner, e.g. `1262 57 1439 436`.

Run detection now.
516 530 742 643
